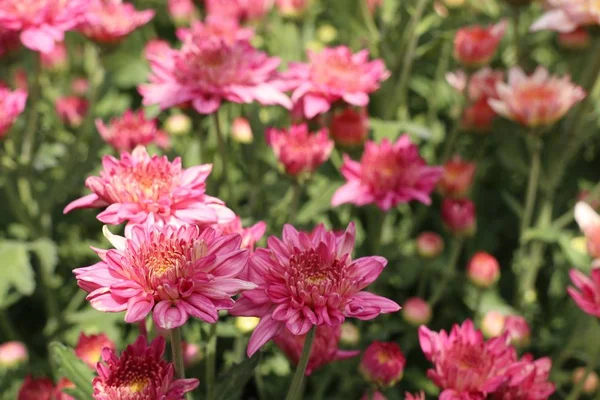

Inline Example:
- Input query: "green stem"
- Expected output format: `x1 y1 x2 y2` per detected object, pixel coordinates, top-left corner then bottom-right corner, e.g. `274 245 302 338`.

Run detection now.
0 310 18 340
170 327 186 380
20 55 41 166
287 180 303 225
285 327 316 400
367 207 386 255
512 9 522 66
205 323 217 400
566 343 600 400
39 262 61 336
429 238 464 307
255 366 267 400
441 72 471 162
520 136 542 240
213 111 228 185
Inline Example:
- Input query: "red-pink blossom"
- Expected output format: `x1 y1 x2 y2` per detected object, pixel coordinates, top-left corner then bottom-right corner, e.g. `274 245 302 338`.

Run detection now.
332 136 442 211
168 0 198 25
442 198 477 236
216 216 266 250
558 27 591 50
55 95 88 128
267 123 333 176
74 222 253 329
63 146 234 227
75 333 116 369
405 392 426 400
439 156 476 199
93 336 199 399
574 201 600 259
330 107 370 147
503 316 530 347
454 21 507 67
402 297 432 326
467 252 500 289
96 110 170 152
462 98 498 134
568 267 600 318
285 46 390 118
360 392 387 400
205 0 273 22
0 85 27 139
416 232 444 259
143 39 172 61
18 376 74 400
531 0 600 33
491 355 555 399
360 341 406 388
231 223 400 356
78 0 154 43
0 341 28 368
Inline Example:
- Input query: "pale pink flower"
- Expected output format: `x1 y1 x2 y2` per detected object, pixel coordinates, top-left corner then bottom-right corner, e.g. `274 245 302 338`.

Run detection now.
168 0 198 25
63 146 234 227
74 222 253 329
75 333 116 369
454 21 507 67
231 117 253 143
0 28 20 57
360 341 406 388
231 223 400 356
0 0 86 54
0 341 28 368
416 232 444 259
332 136 442 211
274 325 360 375
574 201 600 259
491 355 555 399
55 95 88 128
266 123 333 176
0 85 27 138
96 110 170 152
531 0 600 33
285 46 390 119
93 336 199 399
206 0 273 22
216 216 266 250
143 39 172 61
175 17 254 45
78 0 154 43
572 367 599 394
402 297 432 326
489 67 586 128
568 267 600 318
360 391 387 400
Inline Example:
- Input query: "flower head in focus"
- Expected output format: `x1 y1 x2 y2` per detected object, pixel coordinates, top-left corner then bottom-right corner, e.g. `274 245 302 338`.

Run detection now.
93 336 198 399
55 95 88 128
75 333 116 369
454 21 507 67
491 355 555 399
360 341 406 388
0 85 27 139
96 110 170 152
231 223 400 356
215 216 266 251
78 0 154 43
568 267 600 318
574 201 600 259
332 136 442 211
531 0 600 33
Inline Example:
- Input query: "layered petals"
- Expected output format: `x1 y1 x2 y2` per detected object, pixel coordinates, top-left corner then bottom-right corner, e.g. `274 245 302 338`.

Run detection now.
0 85 27 138
78 0 154 43
96 110 170 152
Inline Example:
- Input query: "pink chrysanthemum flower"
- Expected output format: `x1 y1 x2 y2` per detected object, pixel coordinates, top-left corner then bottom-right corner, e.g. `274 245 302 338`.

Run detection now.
332 136 442 211
93 336 198 399
96 110 170 152
360 341 406 388
0 85 27 139
74 222 253 329
75 333 116 369
0 0 86 54
63 146 234 227
574 201 600 259
491 355 555 399
531 0 600 33
175 17 254 45
568 267 600 318
18 376 74 400
419 320 518 399
266 123 334 176
453 21 507 67
55 95 88 128
78 0 154 43
231 223 400 356
285 46 390 119
274 325 360 376
489 67 586 128
216 217 266 251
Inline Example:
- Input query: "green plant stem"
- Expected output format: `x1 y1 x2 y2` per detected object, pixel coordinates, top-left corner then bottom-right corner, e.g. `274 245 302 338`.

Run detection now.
20 56 41 166
566 343 600 400
0 310 18 340
520 136 542 240
367 207 387 255
429 237 464 307
205 323 217 400
441 72 471 162
255 366 267 400
170 327 186 380
285 326 316 400
213 111 231 200
287 180 303 225
512 9 522 66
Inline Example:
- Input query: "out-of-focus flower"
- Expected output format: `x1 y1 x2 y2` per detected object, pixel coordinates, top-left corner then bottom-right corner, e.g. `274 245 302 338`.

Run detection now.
216 216 266 250
531 0 600 33
165 114 192 136
96 110 170 152
360 341 406 388
574 201 600 259
578 190 600 211
468 68 504 102
0 85 27 139
317 24 337 43
467 252 500 289
143 39 172 61
78 0 154 43
503 315 530 347
402 297 432 326
55 96 88 128
231 117 253 143
64 146 234 227
419 320 517 398
454 21 507 67
438 156 476 198
491 355 555 399
416 232 444 259
74 222 253 329
481 311 506 338
206 0 273 22
453 68 504 133
572 367 599 394
0 0 86 54
231 223 400 356
462 98 498 133
267 123 333 176
276 0 310 17
360 392 387 400
274 325 360 376
235 316 260 333
175 18 254 45
332 136 442 211
285 46 389 119
503 0 534 6
340 322 360 345
489 67 586 128
18 376 74 400
442 198 477 236
13 69 28 91
93 336 198 399
71 78 89 96
0 28 20 58
568 267 600 318
0 341 28 368
405 392 425 400
366 0 383 14
558 27 591 50
182 342 202 367
75 333 116 369
444 0 465 7
168 0 199 26
330 107 369 147
40 41 67 71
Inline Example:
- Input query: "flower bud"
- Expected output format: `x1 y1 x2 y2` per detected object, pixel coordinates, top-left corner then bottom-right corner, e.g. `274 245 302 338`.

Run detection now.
235 317 260 333
360 342 406 388
40 42 68 72
402 297 432 326
365 0 382 14
164 114 192 136
340 322 360 345
75 333 116 369
276 0 310 18
55 96 89 128
360 392 387 400
442 198 476 236
481 311 506 338
330 107 369 147
168 0 199 26
416 232 444 259
454 22 507 68
503 315 530 347
467 252 500 288
231 117 253 143
0 341 28 368
461 98 497 134
71 78 89 96
558 28 591 51
572 367 599 394
438 156 476 198
183 342 202 367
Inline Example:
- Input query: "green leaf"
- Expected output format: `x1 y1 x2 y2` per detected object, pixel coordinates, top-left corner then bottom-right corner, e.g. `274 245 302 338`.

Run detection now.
522 227 562 244
29 238 59 277
48 342 95 400
0 241 35 303
296 181 338 224
214 355 260 400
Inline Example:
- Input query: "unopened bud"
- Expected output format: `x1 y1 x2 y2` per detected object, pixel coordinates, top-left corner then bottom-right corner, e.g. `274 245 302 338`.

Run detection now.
573 367 599 394
442 198 477 237
340 322 360 345
231 117 253 143
503 315 530 347
416 232 444 259
467 252 500 288
402 297 432 326
0 341 28 368
481 311 506 338
165 114 191 136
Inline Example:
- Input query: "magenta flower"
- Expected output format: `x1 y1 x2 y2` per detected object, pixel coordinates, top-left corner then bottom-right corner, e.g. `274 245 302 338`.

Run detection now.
274 325 360 376
360 341 406 388
405 392 426 400
332 136 442 211
285 46 390 118
491 356 555 399
216 217 266 251
0 85 27 139
267 123 333 176
96 110 170 152
74 222 253 329
64 146 234 227
78 0 154 43
93 336 198 399
230 222 400 357
568 267 600 318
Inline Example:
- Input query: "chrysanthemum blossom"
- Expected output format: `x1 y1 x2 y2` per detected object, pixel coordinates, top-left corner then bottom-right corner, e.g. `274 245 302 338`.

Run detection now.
531 0 600 33
267 123 333 176
438 156 476 199
216 217 266 251
55 95 88 128
63 146 234 227
0 0 86 54
0 85 27 139
574 201 600 259
175 17 254 45
360 341 406 388
96 110 170 152
78 0 154 43
274 325 360 376
285 46 390 119
442 198 477 236
231 223 400 357
568 267 600 318
419 320 518 399
75 333 116 369
93 336 199 399
332 136 443 211
18 376 74 400
454 21 507 68
489 67 586 128
491 356 555 399
74 222 254 329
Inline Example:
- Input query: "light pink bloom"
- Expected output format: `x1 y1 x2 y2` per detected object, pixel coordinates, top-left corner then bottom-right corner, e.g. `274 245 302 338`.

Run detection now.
205 0 273 22
0 27 20 57
0 0 86 54
74 222 253 329
574 201 600 259
267 123 333 176
360 341 406 388
402 297 432 326
332 136 442 211
491 355 555 399
568 267 600 318
63 146 234 227
453 21 507 67
531 0 600 33
175 17 254 45
0 341 28 368
216 217 266 251
78 0 154 43
96 110 170 152
416 232 444 259
168 0 198 25
285 46 390 119
55 95 88 128
276 0 310 17
231 223 400 356
274 325 360 375
75 333 116 369
93 336 199 399
231 117 253 143
503 316 530 347
143 39 172 61
0 85 27 139
489 67 586 128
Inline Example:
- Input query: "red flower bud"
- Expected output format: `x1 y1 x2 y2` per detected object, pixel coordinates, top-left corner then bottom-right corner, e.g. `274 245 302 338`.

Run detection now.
442 198 476 236
416 232 444 259
360 341 406 388
467 251 500 288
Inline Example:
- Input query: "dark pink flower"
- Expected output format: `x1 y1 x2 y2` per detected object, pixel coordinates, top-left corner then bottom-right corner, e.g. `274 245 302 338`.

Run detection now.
0 27 20 57
442 198 477 236
454 21 507 67
18 376 73 400
330 107 369 147
78 0 154 43
55 95 88 128
360 341 406 388
0 85 27 138
491 356 555 399
332 136 442 211
438 156 476 199
75 333 116 369
568 267 600 318
405 392 426 400
231 223 400 356
93 336 199 399
206 0 273 22
96 110 170 152
216 216 266 251
503 316 530 347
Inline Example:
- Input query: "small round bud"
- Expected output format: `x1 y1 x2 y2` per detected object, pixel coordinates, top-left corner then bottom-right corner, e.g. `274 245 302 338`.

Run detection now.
340 322 360 346
402 297 432 326
416 232 444 259
467 252 500 289
360 342 406 388
438 156 476 198
503 315 530 347
165 114 192 136
231 117 253 144
481 311 506 338
442 198 477 237
0 341 28 368
573 367 599 394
